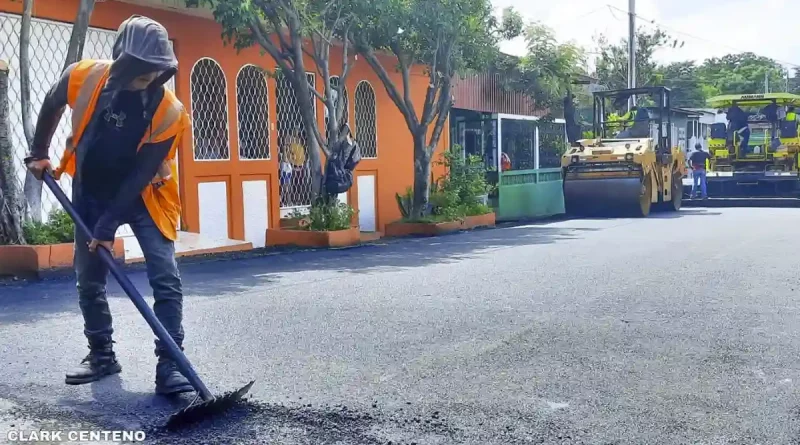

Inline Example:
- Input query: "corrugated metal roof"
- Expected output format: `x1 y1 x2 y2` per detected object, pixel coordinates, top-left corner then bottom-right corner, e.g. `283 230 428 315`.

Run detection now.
451 72 547 116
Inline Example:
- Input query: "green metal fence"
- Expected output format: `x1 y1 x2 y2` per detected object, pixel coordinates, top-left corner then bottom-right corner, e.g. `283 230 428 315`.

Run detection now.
497 168 565 221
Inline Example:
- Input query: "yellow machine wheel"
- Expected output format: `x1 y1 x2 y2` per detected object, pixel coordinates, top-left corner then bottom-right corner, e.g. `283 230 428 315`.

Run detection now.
634 178 652 217
667 173 682 211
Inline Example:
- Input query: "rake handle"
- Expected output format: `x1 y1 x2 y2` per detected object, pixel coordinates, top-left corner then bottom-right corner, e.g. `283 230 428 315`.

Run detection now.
42 172 214 401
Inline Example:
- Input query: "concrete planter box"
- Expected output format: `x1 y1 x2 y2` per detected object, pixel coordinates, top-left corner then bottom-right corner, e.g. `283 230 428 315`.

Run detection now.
265 227 361 248
384 212 496 237
0 238 125 277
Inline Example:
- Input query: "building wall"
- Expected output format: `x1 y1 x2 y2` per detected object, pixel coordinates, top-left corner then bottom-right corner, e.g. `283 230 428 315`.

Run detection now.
0 0 447 241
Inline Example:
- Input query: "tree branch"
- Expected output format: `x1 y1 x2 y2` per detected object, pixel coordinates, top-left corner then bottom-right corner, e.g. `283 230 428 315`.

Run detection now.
389 41 419 125
355 41 419 133
248 14 295 75
420 30 443 126
427 78 452 157
19 0 34 148
336 25 354 130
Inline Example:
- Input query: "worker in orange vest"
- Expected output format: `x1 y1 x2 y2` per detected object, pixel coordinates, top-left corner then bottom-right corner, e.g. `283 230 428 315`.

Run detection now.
501 152 512 171
25 15 193 396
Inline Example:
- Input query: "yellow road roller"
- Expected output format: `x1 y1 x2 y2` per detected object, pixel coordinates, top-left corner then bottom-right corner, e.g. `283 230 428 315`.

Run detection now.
561 86 686 217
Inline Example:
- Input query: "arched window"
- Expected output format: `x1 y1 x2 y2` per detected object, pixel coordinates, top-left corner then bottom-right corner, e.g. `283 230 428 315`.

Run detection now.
236 65 270 160
354 81 377 158
190 58 230 160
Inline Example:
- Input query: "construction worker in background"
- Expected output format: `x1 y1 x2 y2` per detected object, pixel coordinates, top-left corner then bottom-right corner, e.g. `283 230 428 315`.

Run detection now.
689 142 711 199
24 15 195 396
785 106 797 133
501 152 512 171
727 103 750 156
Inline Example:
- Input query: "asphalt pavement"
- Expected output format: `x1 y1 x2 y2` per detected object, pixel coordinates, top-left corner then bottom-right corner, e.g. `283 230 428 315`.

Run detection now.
2 207 800 444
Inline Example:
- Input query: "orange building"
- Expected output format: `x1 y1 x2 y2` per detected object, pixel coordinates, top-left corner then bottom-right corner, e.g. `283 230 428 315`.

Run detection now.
0 0 447 252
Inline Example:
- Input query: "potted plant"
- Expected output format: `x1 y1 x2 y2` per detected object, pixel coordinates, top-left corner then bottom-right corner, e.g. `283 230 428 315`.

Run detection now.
0 209 124 277
266 198 360 248
385 146 496 237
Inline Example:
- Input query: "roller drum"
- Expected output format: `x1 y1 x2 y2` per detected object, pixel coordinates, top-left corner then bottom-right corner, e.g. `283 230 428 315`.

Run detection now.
563 177 648 216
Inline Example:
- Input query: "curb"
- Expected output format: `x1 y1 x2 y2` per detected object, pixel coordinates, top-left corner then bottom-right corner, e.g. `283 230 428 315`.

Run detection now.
0 215 568 286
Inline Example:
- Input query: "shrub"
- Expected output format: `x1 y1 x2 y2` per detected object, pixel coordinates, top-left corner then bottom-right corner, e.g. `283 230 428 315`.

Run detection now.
396 146 493 223
287 198 355 231
23 209 75 245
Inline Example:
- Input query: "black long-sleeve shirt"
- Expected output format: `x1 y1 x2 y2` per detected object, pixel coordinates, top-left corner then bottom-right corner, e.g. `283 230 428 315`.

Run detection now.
29 65 174 241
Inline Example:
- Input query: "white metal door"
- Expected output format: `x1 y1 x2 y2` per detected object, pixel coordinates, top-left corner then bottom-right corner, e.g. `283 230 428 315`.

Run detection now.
357 175 376 232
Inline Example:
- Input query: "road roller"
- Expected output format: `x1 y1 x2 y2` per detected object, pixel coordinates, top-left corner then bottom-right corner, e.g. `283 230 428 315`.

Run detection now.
561 86 686 217
700 93 800 197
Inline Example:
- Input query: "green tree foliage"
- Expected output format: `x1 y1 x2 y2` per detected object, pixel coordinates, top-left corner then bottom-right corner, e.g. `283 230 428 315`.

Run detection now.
697 52 787 95
185 0 356 199
592 29 790 108
343 0 522 218
657 61 705 108
497 22 586 114
594 28 670 90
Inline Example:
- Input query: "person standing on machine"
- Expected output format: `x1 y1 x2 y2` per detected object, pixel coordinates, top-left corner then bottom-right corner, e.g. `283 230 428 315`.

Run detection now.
727 104 750 156
24 15 195 396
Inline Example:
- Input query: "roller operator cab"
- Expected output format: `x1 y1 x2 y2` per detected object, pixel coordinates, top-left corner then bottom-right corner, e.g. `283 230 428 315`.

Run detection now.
704 93 800 197
560 86 686 217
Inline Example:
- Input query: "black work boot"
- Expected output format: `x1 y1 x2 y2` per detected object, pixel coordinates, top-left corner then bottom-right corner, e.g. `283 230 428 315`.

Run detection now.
154 342 194 395
65 338 122 385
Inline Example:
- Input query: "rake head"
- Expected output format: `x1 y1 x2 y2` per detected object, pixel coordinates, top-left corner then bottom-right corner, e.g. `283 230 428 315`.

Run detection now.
164 380 256 430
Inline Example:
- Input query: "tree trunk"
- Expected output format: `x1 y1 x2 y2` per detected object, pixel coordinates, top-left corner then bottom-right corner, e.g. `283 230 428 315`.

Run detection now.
63 0 96 70
411 131 431 218
20 0 41 222
0 60 27 245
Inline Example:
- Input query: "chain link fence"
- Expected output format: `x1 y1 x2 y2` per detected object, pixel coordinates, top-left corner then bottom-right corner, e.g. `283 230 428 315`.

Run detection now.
235 64 270 160
354 81 377 158
0 13 174 239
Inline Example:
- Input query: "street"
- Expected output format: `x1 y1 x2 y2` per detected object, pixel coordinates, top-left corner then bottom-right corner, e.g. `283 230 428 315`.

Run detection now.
2 207 800 444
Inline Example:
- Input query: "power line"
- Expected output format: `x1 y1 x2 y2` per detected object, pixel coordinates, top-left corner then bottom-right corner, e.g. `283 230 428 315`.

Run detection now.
605 4 800 69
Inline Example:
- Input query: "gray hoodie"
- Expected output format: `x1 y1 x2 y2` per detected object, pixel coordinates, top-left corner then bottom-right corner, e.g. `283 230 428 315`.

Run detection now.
29 15 181 241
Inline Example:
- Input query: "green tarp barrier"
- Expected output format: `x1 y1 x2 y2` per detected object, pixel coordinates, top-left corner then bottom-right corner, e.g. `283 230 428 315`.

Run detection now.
497 168 565 221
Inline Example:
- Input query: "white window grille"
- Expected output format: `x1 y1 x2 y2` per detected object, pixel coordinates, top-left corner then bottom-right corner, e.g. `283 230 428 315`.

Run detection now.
354 80 377 158
235 64 270 160
276 72 316 209
190 57 230 161
324 75 349 142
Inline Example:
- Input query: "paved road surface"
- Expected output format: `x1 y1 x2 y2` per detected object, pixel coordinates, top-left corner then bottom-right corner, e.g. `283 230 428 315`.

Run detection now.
2 208 800 444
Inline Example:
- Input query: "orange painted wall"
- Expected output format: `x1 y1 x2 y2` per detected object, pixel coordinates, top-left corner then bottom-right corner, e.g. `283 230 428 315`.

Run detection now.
0 0 449 237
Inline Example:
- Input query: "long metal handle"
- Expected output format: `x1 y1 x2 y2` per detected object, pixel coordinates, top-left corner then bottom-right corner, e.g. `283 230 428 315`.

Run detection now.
42 172 214 401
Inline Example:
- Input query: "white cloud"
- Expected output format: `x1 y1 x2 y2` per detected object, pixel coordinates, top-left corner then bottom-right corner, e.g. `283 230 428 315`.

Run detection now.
494 0 800 71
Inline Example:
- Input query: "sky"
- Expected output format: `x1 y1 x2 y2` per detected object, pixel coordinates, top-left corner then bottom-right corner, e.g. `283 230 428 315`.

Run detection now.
493 0 800 72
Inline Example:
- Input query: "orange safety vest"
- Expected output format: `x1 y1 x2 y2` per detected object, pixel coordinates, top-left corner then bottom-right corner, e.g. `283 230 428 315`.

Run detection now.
54 59 190 241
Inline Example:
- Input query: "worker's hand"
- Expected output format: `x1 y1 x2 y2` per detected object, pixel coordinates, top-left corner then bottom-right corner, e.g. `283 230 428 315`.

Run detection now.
88 238 115 255
25 158 52 180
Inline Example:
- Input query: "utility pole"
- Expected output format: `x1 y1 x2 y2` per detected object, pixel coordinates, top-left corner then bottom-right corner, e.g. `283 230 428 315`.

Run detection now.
628 0 636 108
765 71 769 94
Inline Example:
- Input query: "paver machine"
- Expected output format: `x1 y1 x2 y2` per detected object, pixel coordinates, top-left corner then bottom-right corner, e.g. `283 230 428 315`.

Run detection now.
561 86 686 217
703 93 800 197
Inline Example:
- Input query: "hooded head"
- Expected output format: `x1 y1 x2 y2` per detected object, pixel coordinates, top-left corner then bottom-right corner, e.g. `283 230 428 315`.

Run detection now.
107 15 177 92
